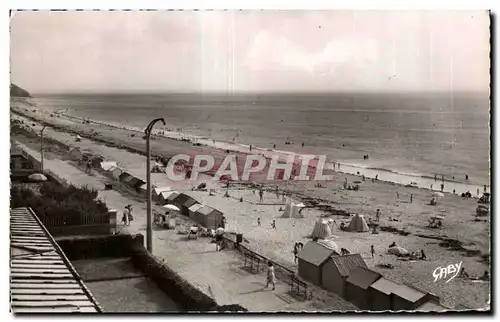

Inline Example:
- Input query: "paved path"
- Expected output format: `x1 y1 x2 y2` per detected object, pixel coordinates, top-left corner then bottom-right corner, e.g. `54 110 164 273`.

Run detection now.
14 140 355 311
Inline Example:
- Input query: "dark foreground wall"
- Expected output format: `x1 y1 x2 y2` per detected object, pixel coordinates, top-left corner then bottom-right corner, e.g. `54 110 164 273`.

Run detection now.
56 234 247 312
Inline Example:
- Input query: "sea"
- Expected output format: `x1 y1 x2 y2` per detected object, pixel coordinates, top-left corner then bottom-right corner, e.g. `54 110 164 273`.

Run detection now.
30 92 491 192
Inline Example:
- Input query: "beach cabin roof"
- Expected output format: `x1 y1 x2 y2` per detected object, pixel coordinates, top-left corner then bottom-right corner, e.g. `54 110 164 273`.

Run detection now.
417 301 449 312
196 205 222 217
369 277 400 295
391 284 427 303
330 254 367 277
100 161 117 171
138 183 147 192
166 192 180 202
119 172 133 182
173 193 198 208
153 186 171 196
188 203 204 213
345 267 381 290
297 241 336 267
160 191 178 200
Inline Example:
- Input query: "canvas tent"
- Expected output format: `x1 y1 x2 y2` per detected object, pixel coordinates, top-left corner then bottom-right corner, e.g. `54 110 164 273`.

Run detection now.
311 219 332 239
316 239 339 253
100 161 117 171
193 205 224 229
347 214 369 232
281 201 304 218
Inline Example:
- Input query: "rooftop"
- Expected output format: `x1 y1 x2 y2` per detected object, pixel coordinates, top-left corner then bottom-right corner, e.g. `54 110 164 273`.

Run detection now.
10 207 101 313
329 254 367 277
345 266 381 290
297 241 337 267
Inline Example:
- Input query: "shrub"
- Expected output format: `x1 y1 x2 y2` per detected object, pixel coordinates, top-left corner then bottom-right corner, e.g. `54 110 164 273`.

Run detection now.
10 182 108 226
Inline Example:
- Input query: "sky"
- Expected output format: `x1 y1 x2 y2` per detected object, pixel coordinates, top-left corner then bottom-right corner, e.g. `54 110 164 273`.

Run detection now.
10 10 490 93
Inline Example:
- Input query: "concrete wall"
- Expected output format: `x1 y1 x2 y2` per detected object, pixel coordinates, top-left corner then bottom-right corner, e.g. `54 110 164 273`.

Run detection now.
56 234 245 312
321 260 346 297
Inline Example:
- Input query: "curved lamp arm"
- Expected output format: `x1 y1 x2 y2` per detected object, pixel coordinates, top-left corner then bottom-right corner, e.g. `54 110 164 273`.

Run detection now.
145 118 166 135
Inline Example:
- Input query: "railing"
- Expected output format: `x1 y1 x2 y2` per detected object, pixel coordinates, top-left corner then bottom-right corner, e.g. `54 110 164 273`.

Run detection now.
223 236 296 285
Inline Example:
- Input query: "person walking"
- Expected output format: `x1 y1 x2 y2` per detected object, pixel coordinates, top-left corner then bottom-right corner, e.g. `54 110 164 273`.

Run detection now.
122 205 131 226
265 261 276 290
257 217 261 227
215 225 225 251
370 245 375 258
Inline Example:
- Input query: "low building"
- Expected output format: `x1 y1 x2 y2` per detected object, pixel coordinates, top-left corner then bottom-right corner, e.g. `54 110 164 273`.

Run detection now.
321 254 367 297
172 193 199 217
296 241 337 286
10 207 101 313
391 283 433 311
345 267 381 310
369 276 400 311
193 205 224 229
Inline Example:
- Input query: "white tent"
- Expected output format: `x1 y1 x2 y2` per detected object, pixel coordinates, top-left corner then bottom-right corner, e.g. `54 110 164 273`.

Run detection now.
311 219 332 239
281 201 304 218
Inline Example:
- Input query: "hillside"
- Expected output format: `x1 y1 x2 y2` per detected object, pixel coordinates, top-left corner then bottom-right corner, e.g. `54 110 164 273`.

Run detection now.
10 84 31 97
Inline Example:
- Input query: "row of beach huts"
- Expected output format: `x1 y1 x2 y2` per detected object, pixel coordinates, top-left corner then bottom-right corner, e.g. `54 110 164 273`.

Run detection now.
69 148 225 230
296 240 457 312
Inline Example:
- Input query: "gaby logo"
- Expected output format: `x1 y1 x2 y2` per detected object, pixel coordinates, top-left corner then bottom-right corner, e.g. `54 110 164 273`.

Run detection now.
432 261 462 283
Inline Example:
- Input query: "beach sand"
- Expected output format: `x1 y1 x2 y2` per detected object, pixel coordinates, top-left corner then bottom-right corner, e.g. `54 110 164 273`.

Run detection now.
11 99 490 310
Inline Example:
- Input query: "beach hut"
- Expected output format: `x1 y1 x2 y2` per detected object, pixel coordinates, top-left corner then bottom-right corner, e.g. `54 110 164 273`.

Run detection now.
108 166 123 180
391 283 433 311
322 254 367 298
153 186 171 201
188 203 204 219
68 147 83 161
90 155 104 168
296 241 338 286
159 191 179 205
346 214 369 232
193 205 224 230
100 161 117 171
345 267 382 310
311 219 332 239
119 172 133 183
172 193 198 217
369 277 401 311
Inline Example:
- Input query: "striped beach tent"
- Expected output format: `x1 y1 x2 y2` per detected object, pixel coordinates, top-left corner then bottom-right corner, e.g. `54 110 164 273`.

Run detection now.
311 219 332 239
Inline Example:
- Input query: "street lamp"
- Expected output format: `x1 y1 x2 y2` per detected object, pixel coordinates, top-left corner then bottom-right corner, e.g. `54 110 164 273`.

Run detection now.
40 125 47 172
145 118 166 253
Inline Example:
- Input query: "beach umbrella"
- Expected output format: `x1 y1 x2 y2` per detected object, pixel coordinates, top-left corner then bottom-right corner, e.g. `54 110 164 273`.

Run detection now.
28 173 47 182
163 204 180 211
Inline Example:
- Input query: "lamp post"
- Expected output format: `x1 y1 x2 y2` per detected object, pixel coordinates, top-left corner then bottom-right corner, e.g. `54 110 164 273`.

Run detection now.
40 125 47 171
145 118 166 253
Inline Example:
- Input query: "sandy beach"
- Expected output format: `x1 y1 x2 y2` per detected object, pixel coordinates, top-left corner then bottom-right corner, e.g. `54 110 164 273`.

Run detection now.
11 98 490 310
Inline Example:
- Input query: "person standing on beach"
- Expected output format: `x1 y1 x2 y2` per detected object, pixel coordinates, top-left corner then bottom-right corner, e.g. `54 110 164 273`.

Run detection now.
257 218 261 227
370 245 375 258
122 206 130 226
441 183 444 192
265 261 276 291
376 209 380 221
86 160 92 174
477 188 480 196
293 243 299 263
271 220 276 230
465 174 469 181
259 189 264 202
215 225 225 251
410 194 413 203
430 184 433 190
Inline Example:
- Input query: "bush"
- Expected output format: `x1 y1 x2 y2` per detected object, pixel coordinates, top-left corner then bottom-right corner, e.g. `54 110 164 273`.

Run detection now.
10 182 108 226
